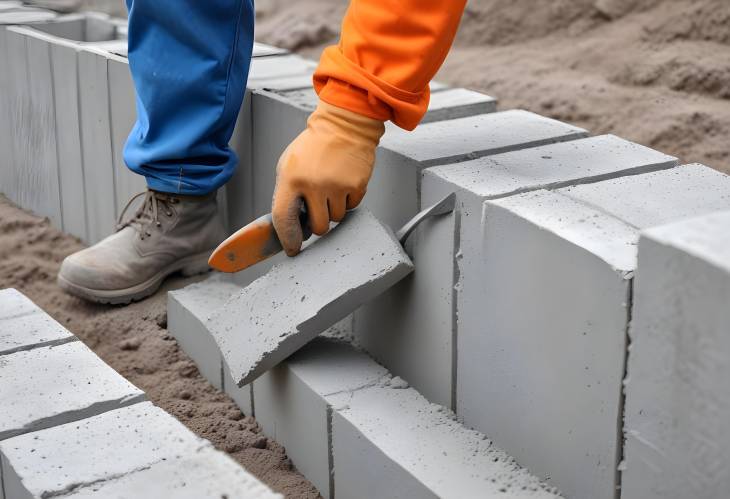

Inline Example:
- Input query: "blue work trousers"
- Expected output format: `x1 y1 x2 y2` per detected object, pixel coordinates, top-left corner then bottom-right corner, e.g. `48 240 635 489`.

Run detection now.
124 0 255 195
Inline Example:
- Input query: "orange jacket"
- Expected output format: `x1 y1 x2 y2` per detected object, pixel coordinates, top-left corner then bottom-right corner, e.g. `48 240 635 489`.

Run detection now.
313 0 467 131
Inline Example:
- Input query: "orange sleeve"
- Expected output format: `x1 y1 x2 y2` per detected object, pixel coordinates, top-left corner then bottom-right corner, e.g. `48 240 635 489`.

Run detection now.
313 0 467 131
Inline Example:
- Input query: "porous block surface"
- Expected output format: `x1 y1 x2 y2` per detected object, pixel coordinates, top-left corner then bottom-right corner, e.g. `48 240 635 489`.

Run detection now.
0 341 145 440
59 446 282 499
0 402 207 499
248 55 316 88
208 209 413 387
254 337 387 497
556 163 730 229
330 378 564 499
421 87 497 123
622 211 730 499
0 288 75 356
168 274 241 390
458 190 637 499
379 110 587 167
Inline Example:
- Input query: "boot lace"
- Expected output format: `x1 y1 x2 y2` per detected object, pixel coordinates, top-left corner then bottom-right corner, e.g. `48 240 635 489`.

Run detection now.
116 190 177 240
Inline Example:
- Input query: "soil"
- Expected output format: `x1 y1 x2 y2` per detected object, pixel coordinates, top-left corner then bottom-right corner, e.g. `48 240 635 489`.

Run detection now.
256 0 730 174
0 195 320 499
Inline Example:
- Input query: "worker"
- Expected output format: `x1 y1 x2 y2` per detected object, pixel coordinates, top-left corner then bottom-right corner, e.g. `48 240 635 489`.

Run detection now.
57 0 467 304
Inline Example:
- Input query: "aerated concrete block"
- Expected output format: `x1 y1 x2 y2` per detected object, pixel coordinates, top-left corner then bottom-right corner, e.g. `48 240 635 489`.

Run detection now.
0 340 145 441
208 208 413 387
356 134 677 409
454 165 730 499
59 446 281 498
0 288 75 356
253 337 387 498
2 27 63 228
369 110 588 229
421 87 497 123
227 89 255 230
252 41 288 57
108 54 146 218
621 211 730 499
78 43 127 243
0 402 208 499
247 54 317 89
330 377 563 499
0 9 56 25
168 274 241 391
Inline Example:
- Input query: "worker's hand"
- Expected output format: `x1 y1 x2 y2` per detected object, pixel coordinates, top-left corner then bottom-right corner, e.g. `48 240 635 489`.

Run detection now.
272 100 385 256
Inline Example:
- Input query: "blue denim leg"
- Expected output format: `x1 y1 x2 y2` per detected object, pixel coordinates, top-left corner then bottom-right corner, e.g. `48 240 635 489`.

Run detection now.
124 0 254 195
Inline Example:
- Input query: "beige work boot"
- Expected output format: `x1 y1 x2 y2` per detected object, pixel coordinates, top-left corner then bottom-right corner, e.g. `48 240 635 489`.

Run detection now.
58 190 227 304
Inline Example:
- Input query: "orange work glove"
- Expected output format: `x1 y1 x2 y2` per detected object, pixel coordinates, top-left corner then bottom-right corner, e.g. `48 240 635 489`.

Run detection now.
272 100 385 256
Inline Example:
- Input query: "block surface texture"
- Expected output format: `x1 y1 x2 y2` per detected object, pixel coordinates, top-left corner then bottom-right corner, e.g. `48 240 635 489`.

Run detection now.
0 340 145 440
356 134 677 408
58 446 281 499
368 110 588 229
330 377 564 499
0 402 207 499
0 288 75 356
253 337 387 497
208 208 413 387
621 211 730 499
454 164 730 499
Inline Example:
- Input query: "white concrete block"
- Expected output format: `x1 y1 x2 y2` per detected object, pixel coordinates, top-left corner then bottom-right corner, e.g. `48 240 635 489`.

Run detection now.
0 340 145 440
453 165 730 499
227 89 255 230
247 54 317 89
622 211 730 499
168 274 241 390
208 208 413 387
50 39 87 240
253 337 387 498
330 377 563 499
421 87 497 123
0 27 14 200
108 54 146 218
59 446 282 499
368 110 588 229
2 27 62 227
0 402 208 499
0 9 56 25
78 44 123 243
356 134 676 410
252 41 288 57
25 13 121 43
0 288 75 356
556 163 730 230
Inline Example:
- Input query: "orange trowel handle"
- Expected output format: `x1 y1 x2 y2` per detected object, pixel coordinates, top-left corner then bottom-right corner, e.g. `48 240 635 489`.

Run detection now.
208 210 310 273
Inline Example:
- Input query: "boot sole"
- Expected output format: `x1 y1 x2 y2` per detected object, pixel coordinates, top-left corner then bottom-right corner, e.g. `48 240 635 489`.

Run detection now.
57 250 214 305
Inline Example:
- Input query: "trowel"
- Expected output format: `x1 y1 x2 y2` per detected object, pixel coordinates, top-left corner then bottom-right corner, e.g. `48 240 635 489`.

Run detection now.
209 192 456 273
207 193 456 387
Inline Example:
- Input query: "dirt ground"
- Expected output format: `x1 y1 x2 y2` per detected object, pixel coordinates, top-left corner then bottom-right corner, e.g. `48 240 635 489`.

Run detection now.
256 0 730 173
0 195 320 498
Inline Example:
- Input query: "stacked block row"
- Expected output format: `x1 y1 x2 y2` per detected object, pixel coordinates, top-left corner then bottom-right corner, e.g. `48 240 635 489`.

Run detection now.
0 288 280 499
168 281 563 499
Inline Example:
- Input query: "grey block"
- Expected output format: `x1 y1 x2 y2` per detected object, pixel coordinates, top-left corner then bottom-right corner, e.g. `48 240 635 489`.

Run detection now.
168 274 241 390
108 54 146 217
622 211 730 499
421 87 497 123
247 54 317 89
2 27 63 227
253 337 387 498
0 9 56 25
356 134 675 409
0 288 76 356
51 39 87 240
227 89 255 230
0 402 208 499
78 44 125 243
24 12 121 42
330 378 563 499
0 340 145 441
0 27 14 198
208 208 413 387
368 110 588 229
454 165 730 499
252 41 288 57
59 446 282 498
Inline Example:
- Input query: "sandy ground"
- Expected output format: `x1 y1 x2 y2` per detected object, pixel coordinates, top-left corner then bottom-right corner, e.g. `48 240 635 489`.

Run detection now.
0 195 320 498
257 0 730 173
